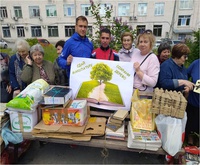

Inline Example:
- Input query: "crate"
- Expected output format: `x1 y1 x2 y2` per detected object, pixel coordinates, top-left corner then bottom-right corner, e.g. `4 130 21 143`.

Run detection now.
151 88 187 118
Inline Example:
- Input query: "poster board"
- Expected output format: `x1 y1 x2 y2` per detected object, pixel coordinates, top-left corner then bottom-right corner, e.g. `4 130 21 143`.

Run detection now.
70 57 134 111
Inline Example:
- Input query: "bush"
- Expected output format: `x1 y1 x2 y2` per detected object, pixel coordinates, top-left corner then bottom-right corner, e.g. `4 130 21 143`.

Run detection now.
185 30 200 67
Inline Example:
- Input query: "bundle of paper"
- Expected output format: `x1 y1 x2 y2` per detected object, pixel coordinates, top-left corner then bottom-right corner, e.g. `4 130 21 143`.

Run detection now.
127 121 162 151
106 109 128 131
105 122 125 141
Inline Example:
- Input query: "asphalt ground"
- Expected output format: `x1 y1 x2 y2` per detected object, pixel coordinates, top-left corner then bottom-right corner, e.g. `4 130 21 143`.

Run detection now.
18 140 165 164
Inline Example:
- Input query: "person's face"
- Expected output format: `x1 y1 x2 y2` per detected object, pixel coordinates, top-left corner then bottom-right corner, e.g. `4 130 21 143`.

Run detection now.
75 20 88 38
18 49 29 59
56 45 63 55
122 36 133 50
32 51 44 65
160 49 170 62
138 36 151 55
100 32 111 48
176 55 188 66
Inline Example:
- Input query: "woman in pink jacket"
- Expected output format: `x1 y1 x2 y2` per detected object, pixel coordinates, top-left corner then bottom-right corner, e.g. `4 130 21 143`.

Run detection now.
131 30 160 92
119 30 160 92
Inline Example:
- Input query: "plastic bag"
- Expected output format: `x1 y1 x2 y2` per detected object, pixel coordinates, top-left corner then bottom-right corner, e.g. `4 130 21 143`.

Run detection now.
130 89 155 131
6 79 49 111
155 112 187 156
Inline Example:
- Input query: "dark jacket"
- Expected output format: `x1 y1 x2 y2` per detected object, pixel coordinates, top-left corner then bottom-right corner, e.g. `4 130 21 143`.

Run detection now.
9 53 27 90
53 58 69 86
157 58 188 92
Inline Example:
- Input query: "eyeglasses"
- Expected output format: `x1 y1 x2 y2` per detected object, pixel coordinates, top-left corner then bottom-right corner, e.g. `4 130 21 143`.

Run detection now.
140 29 152 34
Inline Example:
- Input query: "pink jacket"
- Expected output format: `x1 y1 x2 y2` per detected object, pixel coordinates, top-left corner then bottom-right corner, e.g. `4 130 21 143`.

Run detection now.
131 48 160 92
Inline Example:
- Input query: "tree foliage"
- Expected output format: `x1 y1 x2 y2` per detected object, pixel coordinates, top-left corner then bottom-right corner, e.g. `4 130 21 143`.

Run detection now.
185 29 200 67
90 63 113 84
88 0 137 51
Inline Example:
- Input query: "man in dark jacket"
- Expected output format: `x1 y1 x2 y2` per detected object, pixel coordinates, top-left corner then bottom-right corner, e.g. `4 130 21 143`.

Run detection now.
58 15 93 80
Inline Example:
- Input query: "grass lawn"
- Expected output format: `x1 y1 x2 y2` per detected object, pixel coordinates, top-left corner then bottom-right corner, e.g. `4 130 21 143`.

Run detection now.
76 80 123 105
76 80 99 98
104 82 123 104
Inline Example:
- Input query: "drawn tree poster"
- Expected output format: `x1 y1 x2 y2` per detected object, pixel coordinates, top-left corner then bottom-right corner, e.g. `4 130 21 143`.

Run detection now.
70 57 134 111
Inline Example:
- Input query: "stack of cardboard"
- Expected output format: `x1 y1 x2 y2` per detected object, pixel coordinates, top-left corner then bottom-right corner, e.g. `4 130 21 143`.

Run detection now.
105 110 128 140
32 117 107 141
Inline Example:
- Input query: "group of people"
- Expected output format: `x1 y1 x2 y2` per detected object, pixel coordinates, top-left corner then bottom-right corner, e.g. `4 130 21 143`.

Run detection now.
0 15 199 146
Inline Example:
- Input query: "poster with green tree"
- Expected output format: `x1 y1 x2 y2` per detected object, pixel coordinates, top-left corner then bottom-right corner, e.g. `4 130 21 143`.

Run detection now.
70 57 134 111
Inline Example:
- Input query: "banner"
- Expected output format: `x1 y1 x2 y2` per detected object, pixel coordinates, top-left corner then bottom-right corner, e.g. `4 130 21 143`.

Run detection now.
70 57 134 111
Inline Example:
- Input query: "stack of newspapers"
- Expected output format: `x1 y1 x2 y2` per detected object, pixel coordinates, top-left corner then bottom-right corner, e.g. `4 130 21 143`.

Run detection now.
127 121 162 151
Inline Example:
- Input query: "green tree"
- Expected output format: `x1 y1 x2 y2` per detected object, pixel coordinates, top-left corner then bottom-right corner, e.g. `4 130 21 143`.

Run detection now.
88 0 137 51
185 29 200 67
90 63 113 84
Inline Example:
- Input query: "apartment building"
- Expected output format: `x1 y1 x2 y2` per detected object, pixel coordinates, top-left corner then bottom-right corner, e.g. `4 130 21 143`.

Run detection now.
0 0 199 43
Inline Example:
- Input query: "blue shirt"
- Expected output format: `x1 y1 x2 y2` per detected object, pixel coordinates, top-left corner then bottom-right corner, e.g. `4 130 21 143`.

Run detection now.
187 59 199 108
157 58 188 92
58 32 93 78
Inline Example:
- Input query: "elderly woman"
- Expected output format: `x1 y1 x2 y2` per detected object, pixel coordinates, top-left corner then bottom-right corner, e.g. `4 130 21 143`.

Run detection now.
9 39 30 97
157 42 171 64
157 43 194 93
130 30 160 92
21 44 55 85
118 32 135 62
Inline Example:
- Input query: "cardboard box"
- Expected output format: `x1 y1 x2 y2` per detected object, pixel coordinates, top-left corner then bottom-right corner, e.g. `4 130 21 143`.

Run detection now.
8 108 39 132
42 100 88 126
43 86 72 105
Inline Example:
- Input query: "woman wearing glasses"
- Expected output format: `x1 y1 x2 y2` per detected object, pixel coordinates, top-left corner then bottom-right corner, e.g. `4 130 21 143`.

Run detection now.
122 30 160 92
157 43 194 93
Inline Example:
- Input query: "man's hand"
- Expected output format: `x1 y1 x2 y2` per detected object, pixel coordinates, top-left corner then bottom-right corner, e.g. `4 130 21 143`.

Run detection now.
67 55 73 65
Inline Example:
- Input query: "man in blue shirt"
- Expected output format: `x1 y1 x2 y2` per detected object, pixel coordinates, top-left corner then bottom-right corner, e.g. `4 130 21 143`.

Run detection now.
58 16 93 81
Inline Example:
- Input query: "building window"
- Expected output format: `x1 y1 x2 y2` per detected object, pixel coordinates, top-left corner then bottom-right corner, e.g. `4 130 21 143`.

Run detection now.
180 0 193 9
48 26 58 37
14 6 22 18
31 26 42 37
17 26 25 37
178 34 186 40
154 3 164 16
100 4 112 16
46 5 57 17
65 26 75 37
178 15 190 26
29 6 40 18
136 25 145 35
138 3 147 16
81 4 91 16
2 27 11 37
153 25 162 36
63 4 75 16
0 7 8 18
118 3 130 16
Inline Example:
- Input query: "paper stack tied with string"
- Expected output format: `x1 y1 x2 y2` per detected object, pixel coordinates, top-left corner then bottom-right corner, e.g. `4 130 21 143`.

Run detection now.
43 86 72 105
